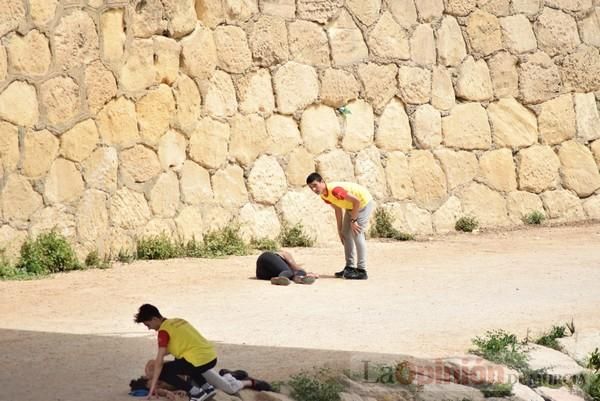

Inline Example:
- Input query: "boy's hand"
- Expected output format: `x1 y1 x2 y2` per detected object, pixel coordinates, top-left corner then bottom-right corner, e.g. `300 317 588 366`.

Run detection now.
351 221 361 235
147 387 156 400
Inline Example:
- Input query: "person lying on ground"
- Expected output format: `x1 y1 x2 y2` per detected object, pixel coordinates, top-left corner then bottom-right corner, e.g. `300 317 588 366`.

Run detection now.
255 250 319 286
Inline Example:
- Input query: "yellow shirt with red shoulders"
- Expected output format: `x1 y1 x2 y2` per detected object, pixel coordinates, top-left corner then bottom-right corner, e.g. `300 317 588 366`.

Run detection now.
320 182 372 210
157 318 217 367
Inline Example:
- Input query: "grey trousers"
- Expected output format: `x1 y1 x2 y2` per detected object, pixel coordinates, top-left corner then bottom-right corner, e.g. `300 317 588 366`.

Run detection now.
342 201 374 270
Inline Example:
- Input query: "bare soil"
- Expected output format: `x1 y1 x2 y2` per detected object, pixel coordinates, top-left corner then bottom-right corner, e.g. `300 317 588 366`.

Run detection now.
1 224 599 401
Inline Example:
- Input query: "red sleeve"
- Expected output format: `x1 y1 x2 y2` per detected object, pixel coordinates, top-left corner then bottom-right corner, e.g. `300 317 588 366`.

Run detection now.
331 187 347 200
158 330 170 348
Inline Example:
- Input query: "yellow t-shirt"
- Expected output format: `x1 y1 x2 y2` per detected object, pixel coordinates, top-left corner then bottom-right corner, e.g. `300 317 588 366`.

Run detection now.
320 182 372 210
158 318 217 367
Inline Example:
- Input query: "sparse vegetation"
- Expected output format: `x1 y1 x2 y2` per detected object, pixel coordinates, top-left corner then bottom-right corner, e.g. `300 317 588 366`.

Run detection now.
588 348 600 373
84 250 112 270
455 216 479 233
523 211 545 225
288 371 343 401
250 237 280 252
136 234 182 260
479 383 513 398
470 329 528 371
279 222 315 247
580 371 600 401
200 226 249 257
369 208 415 241
116 248 136 264
17 231 81 275
534 325 567 350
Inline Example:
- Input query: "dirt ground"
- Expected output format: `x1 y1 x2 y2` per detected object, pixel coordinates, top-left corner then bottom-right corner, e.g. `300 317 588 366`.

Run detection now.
1 224 600 401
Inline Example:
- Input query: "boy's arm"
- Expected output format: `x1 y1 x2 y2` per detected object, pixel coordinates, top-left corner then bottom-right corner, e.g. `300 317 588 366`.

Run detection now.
147 347 168 399
278 250 301 271
333 205 344 243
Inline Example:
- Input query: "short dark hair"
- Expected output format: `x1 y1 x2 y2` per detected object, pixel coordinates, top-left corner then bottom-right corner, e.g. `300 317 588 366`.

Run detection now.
134 304 162 323
306 172 323 185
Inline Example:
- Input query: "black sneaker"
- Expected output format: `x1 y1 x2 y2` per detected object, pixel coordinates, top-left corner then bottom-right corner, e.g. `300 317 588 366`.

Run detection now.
334 266 354 278
344 268 368 280
189 386 216 401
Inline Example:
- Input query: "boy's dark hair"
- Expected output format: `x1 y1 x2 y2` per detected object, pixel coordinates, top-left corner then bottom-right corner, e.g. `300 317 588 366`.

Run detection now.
306 172 323 185
134 304 162 323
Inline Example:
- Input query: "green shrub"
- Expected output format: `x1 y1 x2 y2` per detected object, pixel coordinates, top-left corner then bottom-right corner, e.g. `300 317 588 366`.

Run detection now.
288 371 343 401
520 367 551 388
534 325 567 350
370 208 414 241
579 371 600 401
523 211 546 225
470 329 528 371
479 383 513 398
17 231 81 275
200 226 248 257
116 248 136 264
250 237 280 251
587 348 600 373
136 234 182 260
279 222 315 248
84 250 111 270
455 216 479 232
0 250 18 279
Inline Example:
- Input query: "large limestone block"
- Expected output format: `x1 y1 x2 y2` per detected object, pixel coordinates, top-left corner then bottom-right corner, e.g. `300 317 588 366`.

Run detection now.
266 114 301 156
558 330 600 365
327 10 369 67
236 69 275 116
385 0 417 28
347 0 381 25
442 103 492 150
60 119 99 163
534 8 580 57
76 190 110 251
558 140 600 197
180 160 213 205
431 66 455 111
398 66 431 105
575 93 600 142
592 140 600 167
342 100 375 152
433 196 463 233
29 206 76 246
153 37 180 85
385 151 415 200
45 159 85 204
297 0 344 23
517 145 561 193
53 10 99 71
538 94 576 145
162 0 196 38
500 15 537 54
319 68 360 108
97 97 139 149
376 98 412 152
512 0 542 15
173 74 201 134
239 204 281 240
415 0 444 22
259 0 295 19
136 84 175 147
0 122 19 174
316 149 355 182
181 24 217 81
138 218 177 238
214 25 252 74
189 118 230 169
385 202 433 234
249 15 288 67
434 148 479 190
478 149 517 192
286 147 315 187
541 190 586 222
223 0 259 25
149 171 180 217
229 114 269 167
409 150 447 211
411 24 436 66
1 175 43 223
175 206 204 242
100 9 125 63
584 195 600 219
559 46 600 93
288 20 330 68
201 205 233 233
301 105 340 155
0 81 39 127
437 16 467 67
488 97 538 150
277 189 338 244
119 39 156 92
273 61 319 114
22 129 59 178
0 45 6 82
445 0 477 16
358 63 398 112
129 0 166 37
212 164 248 208
459 182 509 227
545 0 593 11
518 52 562 104
455 56 494 102
355 146 387 199
201 70 238 118
478 0 511 16
82 147 118 193
84 61 117 115
110 188 151 229
414 105 442 149
466 10 503 57
248 156 288 204
506 191 544 225
579 8 600 47
40 76 81 127
488 51 519 99
120 145 161 183
368 12 410 62
0 0 25 37
5 30 51 76
158 130 186 172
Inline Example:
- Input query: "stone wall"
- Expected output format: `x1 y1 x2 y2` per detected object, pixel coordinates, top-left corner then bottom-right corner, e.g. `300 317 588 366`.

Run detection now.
1 0 600 259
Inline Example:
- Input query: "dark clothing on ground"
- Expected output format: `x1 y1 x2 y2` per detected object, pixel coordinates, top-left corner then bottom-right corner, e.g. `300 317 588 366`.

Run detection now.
159 358 217 392
255 252 306 280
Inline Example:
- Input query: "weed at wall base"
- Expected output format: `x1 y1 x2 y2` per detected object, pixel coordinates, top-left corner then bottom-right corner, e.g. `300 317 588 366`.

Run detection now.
455 216 479 232
18 231 81 275
287 371 343 401
523 211 546 225
278 222 315 248
370 208 414 241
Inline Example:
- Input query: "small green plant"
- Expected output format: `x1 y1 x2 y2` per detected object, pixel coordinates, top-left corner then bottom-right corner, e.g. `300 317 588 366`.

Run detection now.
116 248 136 263
579 371 600 401
520 367 552 388
470 329 528 371
523 211 545 225
370 208 414 241
566 318 576 335
455 216 479 232
479 383 513 398
288 371 343 401
0 250 18 279
84 250 111 270
279 222 315 248
17 231 81 275
534 325 567 350
588 348 600 373
250 237 280 252
200 226 249 257
136 234 182 260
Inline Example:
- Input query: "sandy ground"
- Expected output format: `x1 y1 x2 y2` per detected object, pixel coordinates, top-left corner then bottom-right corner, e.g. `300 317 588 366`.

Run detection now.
1 224 600 401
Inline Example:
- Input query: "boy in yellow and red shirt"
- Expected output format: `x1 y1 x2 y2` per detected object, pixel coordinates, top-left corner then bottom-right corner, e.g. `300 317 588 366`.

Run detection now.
306 172 374 280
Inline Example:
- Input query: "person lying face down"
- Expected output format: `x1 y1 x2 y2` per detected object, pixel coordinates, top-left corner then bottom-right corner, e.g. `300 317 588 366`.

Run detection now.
255 250 319 286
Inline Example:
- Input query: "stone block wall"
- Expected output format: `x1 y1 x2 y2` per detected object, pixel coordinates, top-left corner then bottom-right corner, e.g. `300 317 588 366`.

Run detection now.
1 0 600 259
